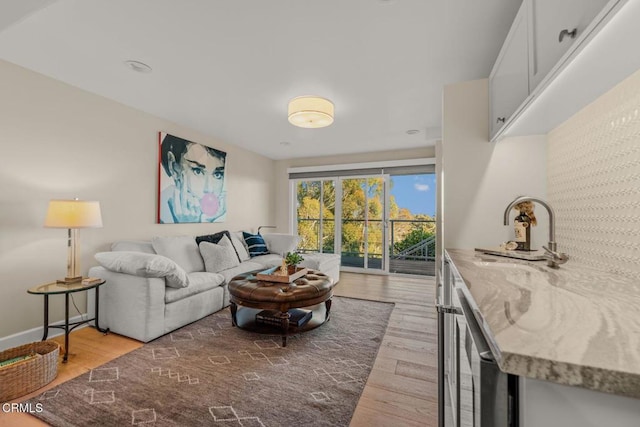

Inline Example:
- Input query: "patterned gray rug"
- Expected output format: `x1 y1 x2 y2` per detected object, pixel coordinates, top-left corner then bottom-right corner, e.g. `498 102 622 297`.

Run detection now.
26 297 394 426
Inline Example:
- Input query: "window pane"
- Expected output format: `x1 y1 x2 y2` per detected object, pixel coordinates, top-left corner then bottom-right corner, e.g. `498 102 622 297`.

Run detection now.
296 181 321 252
321 180 335 253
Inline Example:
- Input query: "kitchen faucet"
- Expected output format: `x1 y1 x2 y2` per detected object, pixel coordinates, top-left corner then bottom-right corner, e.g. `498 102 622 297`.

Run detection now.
503 196 569 268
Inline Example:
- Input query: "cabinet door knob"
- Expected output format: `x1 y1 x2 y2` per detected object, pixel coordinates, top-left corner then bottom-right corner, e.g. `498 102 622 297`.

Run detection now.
496 117 506 124
558 28 577 43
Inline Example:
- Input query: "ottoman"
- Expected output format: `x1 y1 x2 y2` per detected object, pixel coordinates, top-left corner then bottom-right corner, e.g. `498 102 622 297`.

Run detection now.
228 270 334 347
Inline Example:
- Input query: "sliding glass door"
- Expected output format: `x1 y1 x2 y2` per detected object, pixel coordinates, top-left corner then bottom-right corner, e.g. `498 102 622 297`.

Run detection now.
294 175 389 273
339 176 387 272
387 173 436 276
292 165 436 276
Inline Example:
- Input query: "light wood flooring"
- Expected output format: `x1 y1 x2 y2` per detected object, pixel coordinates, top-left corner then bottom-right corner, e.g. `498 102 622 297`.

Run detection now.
0 272 437 427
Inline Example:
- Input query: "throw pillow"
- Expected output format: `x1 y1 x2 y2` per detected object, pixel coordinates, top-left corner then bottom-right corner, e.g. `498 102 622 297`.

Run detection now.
195 230 241 262
230 233 251 262
95 251 189 288
242 231 269 257
195 230 230 245
151 235 204 273
199 239 240 273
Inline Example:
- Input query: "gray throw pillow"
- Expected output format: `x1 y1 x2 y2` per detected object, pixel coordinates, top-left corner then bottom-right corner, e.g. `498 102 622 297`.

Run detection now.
94 251 189 288
199 236 240 273
196 230 240 262
230 233 251 262
151 235 204 273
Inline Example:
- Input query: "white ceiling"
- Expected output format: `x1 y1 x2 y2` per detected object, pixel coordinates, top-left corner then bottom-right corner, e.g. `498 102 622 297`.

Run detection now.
0 0 521 160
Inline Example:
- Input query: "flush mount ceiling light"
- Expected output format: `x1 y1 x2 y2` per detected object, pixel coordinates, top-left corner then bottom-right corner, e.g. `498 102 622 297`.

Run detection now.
124 60 152 73
288 96 334 128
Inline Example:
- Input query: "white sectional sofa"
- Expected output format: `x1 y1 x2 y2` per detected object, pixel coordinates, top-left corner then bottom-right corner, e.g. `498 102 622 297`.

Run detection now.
88 232 340 342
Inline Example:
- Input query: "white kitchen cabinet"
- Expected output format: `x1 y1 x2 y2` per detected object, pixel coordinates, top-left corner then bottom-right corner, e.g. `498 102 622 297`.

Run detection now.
489 0 629 141
528 0 610 91
489 2 529 139
520 377 640 427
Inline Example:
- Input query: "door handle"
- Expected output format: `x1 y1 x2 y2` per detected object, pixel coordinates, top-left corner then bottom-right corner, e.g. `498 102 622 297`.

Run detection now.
479 350 495 362
436 304 463 315
558 28 577 43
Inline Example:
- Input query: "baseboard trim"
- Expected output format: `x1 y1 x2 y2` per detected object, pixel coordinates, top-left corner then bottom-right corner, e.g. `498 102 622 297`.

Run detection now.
0 314 90 351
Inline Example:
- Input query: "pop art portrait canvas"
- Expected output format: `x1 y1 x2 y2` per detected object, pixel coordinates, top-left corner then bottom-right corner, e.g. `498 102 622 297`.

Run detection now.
158 132 227 223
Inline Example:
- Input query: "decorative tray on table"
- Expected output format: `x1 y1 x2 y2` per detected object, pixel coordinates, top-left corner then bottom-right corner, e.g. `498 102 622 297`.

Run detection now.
256 266 308 283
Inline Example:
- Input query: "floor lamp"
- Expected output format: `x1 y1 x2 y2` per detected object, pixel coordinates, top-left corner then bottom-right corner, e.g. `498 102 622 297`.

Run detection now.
44 199 103 284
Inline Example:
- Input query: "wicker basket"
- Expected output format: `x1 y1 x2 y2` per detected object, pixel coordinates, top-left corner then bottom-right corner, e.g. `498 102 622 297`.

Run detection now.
0 341 59 401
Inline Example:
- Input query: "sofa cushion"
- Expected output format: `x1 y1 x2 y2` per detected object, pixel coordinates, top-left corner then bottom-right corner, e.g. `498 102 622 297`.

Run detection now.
111 240 156 254
262 233 300 256
165 272 225 304
218 261 264 284
300 253 340 272
250 254 284 268
230 233 250 262
199 237 240 273
195 230 240 262
242 232 269 257
94 251 189 288
152 235 204 273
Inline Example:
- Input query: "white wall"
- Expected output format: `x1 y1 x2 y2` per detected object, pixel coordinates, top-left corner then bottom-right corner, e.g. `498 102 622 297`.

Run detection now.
273 147 436 232
0 60 275 339
441 79 547 250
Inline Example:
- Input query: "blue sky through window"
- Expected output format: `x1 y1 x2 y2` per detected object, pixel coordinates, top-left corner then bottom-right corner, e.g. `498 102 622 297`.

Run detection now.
390 174 436 217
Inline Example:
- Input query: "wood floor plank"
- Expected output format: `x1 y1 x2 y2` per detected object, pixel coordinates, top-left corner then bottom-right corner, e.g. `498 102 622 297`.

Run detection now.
357 386 438 422
396 360 437 382
350 403 436 427
365 370 437 403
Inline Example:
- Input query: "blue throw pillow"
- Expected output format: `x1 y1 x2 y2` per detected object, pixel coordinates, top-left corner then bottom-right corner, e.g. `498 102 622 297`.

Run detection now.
242 232 269 257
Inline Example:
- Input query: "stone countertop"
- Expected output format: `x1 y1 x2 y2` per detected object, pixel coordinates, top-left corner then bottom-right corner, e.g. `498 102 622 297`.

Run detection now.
446 249 640 399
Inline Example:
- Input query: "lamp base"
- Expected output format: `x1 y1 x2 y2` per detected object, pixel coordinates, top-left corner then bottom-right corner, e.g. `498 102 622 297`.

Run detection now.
57 276 83 285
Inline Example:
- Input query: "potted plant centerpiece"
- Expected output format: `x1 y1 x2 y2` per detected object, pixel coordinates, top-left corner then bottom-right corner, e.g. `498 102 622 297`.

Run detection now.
284 252 304 274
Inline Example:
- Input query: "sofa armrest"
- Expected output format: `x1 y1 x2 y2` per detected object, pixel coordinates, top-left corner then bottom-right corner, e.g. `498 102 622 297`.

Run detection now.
262 233 301 256
88 266 166 342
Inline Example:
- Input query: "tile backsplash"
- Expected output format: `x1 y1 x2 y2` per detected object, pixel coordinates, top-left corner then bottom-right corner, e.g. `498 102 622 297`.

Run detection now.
548 69 640 279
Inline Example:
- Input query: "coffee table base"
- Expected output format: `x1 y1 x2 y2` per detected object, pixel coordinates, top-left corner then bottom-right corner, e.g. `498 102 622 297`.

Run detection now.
230 300 332 347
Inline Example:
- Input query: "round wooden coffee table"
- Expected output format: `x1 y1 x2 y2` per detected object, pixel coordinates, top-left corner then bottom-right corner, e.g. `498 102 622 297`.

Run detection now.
228 270 334 347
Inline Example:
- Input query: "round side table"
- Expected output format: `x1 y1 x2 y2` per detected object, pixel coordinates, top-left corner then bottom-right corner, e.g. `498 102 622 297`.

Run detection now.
27 279 109 363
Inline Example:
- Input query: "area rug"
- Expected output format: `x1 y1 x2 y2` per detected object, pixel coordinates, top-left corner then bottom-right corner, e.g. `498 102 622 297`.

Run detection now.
26 297 394 426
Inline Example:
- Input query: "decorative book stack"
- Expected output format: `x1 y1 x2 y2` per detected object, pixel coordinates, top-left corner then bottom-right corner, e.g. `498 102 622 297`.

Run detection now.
255 309 312 328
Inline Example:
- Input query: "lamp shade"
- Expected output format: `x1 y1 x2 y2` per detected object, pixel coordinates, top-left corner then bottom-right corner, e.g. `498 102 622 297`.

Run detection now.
288 96 334 128
44 200 103 229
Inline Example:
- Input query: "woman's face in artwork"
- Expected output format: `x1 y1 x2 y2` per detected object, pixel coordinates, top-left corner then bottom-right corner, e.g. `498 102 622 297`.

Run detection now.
170 143 225 220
